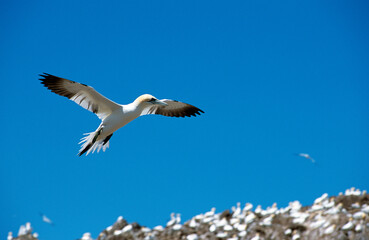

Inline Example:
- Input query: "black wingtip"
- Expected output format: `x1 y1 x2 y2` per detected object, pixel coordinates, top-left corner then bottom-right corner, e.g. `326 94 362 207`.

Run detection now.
39 73 54 84
195 109 204 116
192 108 204 117
39 72 51 79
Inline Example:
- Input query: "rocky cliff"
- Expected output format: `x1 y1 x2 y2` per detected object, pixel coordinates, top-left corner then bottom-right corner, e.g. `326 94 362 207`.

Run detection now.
9 188 369 240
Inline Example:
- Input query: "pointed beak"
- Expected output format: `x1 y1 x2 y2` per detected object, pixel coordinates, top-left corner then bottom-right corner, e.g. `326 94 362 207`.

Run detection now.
155 99 168 106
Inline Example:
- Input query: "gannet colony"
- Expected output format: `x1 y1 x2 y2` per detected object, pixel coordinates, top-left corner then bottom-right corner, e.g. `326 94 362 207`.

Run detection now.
9 188 369 240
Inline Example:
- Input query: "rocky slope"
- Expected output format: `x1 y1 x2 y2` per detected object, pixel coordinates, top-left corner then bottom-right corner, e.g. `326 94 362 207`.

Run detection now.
9 188 369 240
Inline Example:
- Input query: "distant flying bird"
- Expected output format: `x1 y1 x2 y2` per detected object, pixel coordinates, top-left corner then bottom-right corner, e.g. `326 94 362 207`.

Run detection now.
39 73 204 156
39 212 54 226
295 153 315 163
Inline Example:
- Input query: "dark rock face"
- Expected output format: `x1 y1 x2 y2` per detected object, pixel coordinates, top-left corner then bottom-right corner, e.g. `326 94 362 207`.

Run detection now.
8 188 369 240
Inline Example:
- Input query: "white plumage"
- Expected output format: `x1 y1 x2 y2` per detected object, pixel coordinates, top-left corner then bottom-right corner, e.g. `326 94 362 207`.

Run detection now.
40 73 204 156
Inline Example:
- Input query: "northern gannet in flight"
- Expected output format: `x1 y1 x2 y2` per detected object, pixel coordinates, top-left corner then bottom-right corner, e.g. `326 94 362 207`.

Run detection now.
39 73 204 156
295 153 315 163
39 212 54 226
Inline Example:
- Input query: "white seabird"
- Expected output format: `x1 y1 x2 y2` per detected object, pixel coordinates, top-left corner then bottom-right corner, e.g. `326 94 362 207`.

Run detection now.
18 222 32 236
81 232 93 240
295 153 315 163
342 218 354 230
166 213 176 227
40 73 204 156
39 212 54 226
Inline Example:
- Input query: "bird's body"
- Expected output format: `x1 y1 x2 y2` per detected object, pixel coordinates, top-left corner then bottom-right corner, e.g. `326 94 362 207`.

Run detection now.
82 103 139 147
40 212 54 226
295 153 315 163
40 73 204 156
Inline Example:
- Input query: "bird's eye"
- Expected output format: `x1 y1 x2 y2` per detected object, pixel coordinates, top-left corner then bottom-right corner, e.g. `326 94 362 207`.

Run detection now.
149 98 156 102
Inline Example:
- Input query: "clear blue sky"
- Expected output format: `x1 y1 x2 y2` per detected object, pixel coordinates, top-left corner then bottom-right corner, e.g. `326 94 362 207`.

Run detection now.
1 1 368 239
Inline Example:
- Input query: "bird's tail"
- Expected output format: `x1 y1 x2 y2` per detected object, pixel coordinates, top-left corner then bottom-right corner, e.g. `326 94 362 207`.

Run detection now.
78 127 112 156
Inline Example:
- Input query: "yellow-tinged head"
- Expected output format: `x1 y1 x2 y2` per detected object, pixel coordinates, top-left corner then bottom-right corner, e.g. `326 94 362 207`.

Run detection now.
134 94 168 106
134 94 156 104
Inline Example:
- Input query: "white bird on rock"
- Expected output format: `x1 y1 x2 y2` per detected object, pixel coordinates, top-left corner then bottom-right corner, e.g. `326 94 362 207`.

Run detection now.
40 73 204 156
166 213 176 227
342 218 354 230
81 232 93 240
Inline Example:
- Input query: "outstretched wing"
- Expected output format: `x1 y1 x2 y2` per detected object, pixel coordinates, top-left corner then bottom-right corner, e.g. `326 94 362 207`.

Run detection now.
142 99 204 117
40 73 120 120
